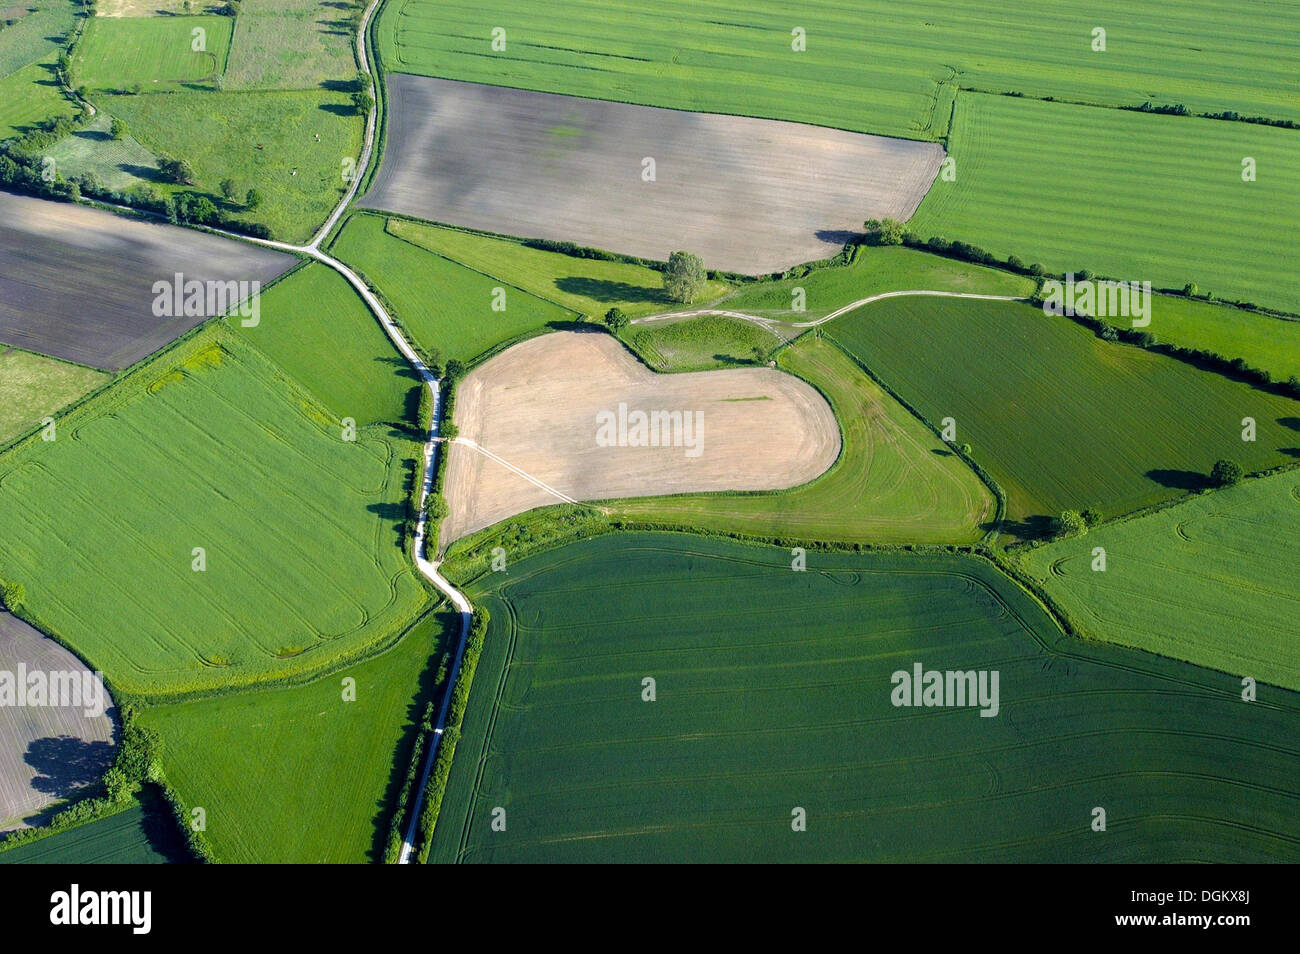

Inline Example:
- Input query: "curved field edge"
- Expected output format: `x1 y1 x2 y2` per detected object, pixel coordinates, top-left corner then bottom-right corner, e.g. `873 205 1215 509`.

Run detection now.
426 533 1300 863
0 325 433 698
609 334 995 544
1019 469 1300 693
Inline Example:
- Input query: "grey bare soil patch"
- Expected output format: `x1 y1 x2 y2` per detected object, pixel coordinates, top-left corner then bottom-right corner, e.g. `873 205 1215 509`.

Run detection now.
441 330 840 545
0 192 296 371
361 75 944 274
0 612 116 833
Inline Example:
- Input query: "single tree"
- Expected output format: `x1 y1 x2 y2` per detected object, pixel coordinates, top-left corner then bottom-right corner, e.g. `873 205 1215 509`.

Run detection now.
663 250 706 304
1 580 25 612
110 117 127 140
190 196 217 224
439 422 459 441
1052 510 1088 538
219 177 238 201
1209 458 1244 487
1081 506 1103 527
604 307 629 332
425 493 449 521
159 156 195 185
444 358 466 379
863 217 905 245
351 87 374 114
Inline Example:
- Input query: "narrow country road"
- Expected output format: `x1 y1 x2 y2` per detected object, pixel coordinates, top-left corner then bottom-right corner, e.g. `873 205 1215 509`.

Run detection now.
204 3 1026 868
212 0 473 865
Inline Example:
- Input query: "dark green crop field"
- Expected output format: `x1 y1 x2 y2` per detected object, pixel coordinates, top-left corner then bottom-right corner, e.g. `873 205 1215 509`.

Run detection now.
829 296 1300 538
429 534 1300 863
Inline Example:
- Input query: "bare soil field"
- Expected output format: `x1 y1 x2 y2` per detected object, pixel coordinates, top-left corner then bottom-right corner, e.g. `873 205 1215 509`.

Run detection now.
441 330 840 545
0 612 116 832
361 75 944 274
0 192 295 370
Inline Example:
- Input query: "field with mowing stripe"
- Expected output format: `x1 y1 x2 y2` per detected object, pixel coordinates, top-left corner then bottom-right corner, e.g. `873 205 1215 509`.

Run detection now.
0 0 76 79
100 88 363 243
717 246 1034 319
232 263 418 428
0 328 429 696
385 219 729 320
141 608 453 863
42 111 160 192
611 335 994 544
75 16 233 91
912 94 1300 314
332 215 576 363
429 534 1300 863
0 347 107 447
830 297 1300 537
379 0 1300 140
1022 470 1300 693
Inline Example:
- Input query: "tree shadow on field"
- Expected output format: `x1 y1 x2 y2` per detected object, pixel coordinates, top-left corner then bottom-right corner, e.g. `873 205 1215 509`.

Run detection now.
1146 468 1209 492
711 353 752 366
545 319 602 334
368 499 410 550
117 163 162 181
319 101 360 116
816 229 861 247
1279 447 1300 458
24 735 116 798
368 606 462 863
1278 416 1300 432
554 276 666 306
984 514 1055 541
34 61 60 87
70 127 112 143
931 448 954 456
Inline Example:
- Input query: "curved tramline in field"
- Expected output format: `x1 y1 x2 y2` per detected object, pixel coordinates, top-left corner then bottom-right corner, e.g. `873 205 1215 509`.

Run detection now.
428 534 1300 863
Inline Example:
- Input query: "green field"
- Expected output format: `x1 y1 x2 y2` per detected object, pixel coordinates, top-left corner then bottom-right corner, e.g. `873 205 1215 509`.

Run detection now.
233 264 418 428
100 88 363 242
912 93 1300 314
430 534 1300 863
0 346 107 447
829 296 1300 537
332 215 576 363
76 16 233 91
222 0 361 90
628 315 784 372
1023 470 1300 692
386 219 730 319
380 0 1300 141
142 608 452 863
1099 296 1300 384
0 788 193 864
718 246 1034 319
0 56 76 138
611 335 995 543
0 0 77 80
42 111 160 191
0 329 428 695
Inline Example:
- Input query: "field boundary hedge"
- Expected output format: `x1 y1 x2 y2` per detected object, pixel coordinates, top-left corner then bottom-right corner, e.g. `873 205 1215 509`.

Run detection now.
413 606 488 863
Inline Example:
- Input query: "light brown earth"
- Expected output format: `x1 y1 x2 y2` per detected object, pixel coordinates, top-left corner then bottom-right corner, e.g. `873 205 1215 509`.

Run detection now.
96 0 189 16
441 331 841 546
0 612 115 832
361 74 945 274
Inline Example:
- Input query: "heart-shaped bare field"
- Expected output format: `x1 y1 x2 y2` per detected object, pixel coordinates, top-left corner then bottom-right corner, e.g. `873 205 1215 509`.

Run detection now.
441 331 841 546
